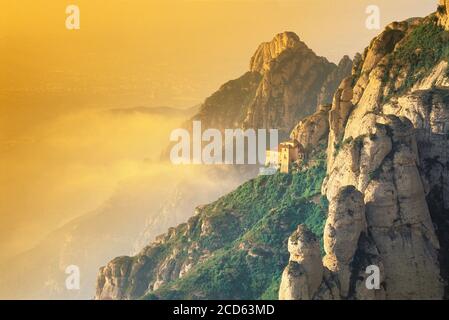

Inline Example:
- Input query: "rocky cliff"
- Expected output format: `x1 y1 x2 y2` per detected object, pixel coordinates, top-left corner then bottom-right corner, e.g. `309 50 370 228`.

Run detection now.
280 8 449 300
438 0 449 31
192 32 351 136
95 159 328 300
96 6 449 300
243 34 351 134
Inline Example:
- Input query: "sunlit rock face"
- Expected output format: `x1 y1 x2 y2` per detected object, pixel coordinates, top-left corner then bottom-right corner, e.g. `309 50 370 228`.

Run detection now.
282 4 449 300
250 32 302 74
97 5 449 301
244 32 351 134
279 225 323 300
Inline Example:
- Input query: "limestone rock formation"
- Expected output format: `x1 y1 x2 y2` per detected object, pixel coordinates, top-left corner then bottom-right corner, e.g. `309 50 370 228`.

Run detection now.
191 31 351 137
280 187 387 300
322 186 366 298
191 71 262 131
250 32 302 74
321 113 445 299
95 208 208 300
97 5 449 301
244 34 350 134
95 163 329 300
279 225 323 300
327 76 354 172
383 89 449 293
282 5 449 300
318 56 353 107
96 256 134 300
290 104 331 153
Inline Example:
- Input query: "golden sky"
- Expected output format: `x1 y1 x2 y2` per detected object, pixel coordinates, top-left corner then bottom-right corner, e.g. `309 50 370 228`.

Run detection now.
0 0 437 136
0 0 439 260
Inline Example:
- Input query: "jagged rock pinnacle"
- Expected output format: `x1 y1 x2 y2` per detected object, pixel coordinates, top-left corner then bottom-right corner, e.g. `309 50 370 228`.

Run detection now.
249 31 304 74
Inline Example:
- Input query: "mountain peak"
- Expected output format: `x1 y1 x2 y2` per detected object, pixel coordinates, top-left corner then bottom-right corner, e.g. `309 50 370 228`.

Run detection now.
249 31 304 74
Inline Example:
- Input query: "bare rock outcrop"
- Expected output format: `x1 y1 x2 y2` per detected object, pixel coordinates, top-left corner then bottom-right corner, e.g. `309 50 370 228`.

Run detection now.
327 76 355 171
290 104 331 152
318 56 353 106
191 32 351 137
322 186 366 298
244 32 351 134
322 115 444 299
437 0 449 30
344 17 432 142
279 225 323 300
283 115 445 299
250 32 302 74
282 6 449 299
280 187 386 300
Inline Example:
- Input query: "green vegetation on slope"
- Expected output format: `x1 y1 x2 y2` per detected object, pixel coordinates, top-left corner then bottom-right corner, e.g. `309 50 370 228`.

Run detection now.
144 159 328 300
383 16 449 101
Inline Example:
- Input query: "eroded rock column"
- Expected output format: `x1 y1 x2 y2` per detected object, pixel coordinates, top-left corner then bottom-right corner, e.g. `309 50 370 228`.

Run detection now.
279 225 323 300
322 186 366 298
